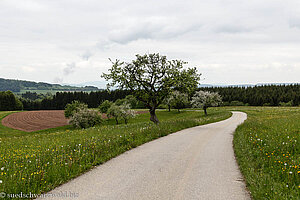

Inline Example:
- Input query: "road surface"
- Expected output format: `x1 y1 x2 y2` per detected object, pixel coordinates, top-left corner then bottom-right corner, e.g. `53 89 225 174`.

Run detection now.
39 111 250 200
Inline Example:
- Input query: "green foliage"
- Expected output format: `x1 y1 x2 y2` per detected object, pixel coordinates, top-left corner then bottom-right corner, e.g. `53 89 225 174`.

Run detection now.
107 103 122 124
114 98 126 106
107 103 136 124
98 100 113 113
102 53 201 123
21 91 53 101
15 98 23 110
191 91 222 115
279 100 293 107
118 103 136 124
233 107 300 200
0 109 231 196
168 91 189 112
69 108 103 128
200 84 300 106
124 95 138 108
0 91 23 111
64 101 88 118
230 101 245 106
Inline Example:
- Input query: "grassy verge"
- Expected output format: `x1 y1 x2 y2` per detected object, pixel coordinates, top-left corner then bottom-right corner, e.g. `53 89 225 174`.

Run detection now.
0 108 231 198
232 107 300 199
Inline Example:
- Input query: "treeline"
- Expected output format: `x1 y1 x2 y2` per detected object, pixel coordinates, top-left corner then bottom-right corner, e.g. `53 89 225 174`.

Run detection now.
199 84 300 106
0 91 23 111
20 90 133 110
1 84 299 111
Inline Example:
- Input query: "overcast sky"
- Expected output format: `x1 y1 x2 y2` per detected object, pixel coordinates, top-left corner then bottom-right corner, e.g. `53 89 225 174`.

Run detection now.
1 0 300 86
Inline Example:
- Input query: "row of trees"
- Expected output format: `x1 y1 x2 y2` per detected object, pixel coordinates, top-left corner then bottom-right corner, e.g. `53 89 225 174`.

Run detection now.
0 91 23 111
1 84 299 112
19 90 134 110
16 84 299 112
200 84 300 106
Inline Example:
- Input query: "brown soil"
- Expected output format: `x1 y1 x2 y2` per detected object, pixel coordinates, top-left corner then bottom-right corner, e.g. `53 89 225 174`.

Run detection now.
2 110 149 132
1 110 69 132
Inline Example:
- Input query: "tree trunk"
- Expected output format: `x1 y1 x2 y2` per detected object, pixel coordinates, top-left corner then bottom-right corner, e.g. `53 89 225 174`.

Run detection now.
115 117 119 124
150 108 159 124
203 106 207 116
168 105 171 112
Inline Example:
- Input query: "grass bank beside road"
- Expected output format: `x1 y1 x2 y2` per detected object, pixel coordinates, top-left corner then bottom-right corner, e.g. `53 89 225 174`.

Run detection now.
233 107 299 200
0 109 231 198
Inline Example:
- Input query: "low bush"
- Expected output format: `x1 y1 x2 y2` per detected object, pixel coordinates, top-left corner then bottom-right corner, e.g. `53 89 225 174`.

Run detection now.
107 103 136 124
98 100 113 113
69 108 103 128
64 101 88 118
230 101 244 106
279 100 293 107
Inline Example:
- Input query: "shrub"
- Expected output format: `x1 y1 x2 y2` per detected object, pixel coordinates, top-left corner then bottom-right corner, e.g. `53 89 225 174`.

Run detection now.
263 103 271 106
107 103 121 124
107 103 136 124
98 100 113 113
279 100 293 107
64 101 88 118
69 108 102 128
119 103 136 124
230 101 244 106
222 101 230 106
124 95 138 108
170 91 189 112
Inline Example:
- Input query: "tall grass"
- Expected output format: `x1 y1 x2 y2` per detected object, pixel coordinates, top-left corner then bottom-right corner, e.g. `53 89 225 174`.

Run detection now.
233 107 300 200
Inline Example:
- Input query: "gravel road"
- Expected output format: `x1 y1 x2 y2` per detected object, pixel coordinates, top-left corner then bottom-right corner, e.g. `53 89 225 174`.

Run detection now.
38 111 250 200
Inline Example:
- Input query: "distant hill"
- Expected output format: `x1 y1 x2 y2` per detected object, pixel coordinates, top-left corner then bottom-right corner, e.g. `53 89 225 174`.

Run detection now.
0 78 100 94
66 81 107 89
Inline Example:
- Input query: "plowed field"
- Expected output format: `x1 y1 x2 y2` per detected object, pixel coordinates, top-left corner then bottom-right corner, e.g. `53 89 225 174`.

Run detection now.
2 110 149 132
1 110 68 132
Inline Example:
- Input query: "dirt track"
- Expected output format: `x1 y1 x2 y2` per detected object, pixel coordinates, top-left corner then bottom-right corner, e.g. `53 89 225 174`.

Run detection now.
1 110 69 132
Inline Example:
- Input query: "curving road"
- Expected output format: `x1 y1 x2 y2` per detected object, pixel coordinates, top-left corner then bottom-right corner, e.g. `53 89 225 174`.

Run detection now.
39 111 250 200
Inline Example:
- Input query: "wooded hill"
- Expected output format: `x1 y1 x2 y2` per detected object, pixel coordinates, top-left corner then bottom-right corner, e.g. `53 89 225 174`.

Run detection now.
0 78 99 93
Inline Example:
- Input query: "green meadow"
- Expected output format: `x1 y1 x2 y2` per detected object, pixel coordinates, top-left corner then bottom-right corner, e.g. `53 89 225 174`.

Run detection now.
233 107 299 200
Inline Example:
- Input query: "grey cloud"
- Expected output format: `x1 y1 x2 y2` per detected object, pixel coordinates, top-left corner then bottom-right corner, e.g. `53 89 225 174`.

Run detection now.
81 50 93 61
108 22 201 44
289 18 300 29
63 62 76 76
53 77 63 83
214 25 251 34
109 28 153 44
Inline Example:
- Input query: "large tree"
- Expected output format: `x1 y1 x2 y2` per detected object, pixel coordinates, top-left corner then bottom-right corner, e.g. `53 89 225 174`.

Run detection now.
102 53 201 124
